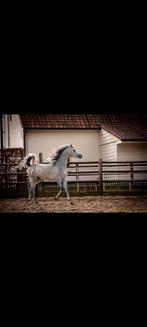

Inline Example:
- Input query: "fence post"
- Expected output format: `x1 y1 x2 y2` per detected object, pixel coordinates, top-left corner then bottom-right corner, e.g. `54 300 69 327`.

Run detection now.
39 153 43 163
76 163 79 195
3 150 8 185
99 159 103 196
130 162 134 191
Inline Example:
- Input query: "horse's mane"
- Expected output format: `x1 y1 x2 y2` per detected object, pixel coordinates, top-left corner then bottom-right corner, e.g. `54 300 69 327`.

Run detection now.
50 144 71 163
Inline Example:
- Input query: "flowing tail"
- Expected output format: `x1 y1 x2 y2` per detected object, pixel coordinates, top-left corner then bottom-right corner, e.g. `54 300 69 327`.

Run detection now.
23 153 38 168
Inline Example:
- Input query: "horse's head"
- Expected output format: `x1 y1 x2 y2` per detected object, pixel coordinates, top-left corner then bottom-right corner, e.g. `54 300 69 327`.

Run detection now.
68 144 82 159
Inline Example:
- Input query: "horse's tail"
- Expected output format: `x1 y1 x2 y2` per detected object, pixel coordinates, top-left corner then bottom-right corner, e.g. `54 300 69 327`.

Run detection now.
23 153 38 168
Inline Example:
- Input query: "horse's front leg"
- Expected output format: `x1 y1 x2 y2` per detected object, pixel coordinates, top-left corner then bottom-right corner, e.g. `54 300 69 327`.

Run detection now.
55 180 63 200
63 178 73 205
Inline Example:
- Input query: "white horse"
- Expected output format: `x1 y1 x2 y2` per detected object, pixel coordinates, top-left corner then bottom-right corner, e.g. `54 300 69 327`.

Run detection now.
23 144 82 203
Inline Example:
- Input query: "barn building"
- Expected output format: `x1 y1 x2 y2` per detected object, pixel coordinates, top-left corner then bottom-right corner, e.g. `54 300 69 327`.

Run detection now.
0 114 147 184
1 114 147 161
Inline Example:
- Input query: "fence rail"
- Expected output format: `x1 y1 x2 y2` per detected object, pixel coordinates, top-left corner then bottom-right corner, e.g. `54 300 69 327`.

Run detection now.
0 157 147 197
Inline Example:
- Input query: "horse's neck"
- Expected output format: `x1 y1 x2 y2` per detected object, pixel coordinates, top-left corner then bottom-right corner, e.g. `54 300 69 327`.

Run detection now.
58 151 69 168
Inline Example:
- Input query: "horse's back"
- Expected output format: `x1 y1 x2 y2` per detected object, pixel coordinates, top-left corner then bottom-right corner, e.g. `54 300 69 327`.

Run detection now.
27 162 67 182
36 162 59 180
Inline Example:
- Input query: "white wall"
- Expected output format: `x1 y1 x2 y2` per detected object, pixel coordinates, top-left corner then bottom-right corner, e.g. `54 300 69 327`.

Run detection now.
98 128 121 180
117 143 147 180
98 128 120 161
117 143 147 161
98 134 147 181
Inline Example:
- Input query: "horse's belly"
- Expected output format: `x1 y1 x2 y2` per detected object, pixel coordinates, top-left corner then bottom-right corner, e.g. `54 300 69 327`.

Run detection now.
37 166 59 181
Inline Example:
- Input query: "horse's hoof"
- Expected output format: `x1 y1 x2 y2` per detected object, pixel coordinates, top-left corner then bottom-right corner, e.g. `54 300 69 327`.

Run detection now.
70 201 74 205
55 197 58 201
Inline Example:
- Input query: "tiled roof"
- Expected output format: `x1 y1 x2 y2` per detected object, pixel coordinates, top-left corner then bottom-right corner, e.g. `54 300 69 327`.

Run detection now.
19 114 99 129
96 114 147 141
19 114 147 141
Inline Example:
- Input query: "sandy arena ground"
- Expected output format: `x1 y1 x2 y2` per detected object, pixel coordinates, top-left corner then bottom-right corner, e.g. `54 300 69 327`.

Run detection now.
0 195 147 213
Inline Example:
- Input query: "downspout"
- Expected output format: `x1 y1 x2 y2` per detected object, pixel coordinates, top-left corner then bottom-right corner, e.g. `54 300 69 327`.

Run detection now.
7 115 10 148
0 114 3 148
23 128 26 155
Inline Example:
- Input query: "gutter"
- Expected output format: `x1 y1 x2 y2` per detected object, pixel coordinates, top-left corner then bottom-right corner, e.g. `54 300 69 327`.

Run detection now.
121 140 147 143
0 114 3 148
23 128 26 155
7 115 10 148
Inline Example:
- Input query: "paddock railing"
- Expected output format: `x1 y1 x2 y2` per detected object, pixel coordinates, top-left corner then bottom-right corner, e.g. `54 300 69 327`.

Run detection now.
0 153 147 197
68 160 147 195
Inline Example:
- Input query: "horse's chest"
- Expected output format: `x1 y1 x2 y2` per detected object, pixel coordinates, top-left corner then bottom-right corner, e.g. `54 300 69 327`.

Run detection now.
57 168 66 178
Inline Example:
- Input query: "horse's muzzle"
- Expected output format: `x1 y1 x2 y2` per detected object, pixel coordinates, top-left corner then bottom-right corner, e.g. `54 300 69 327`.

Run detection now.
77 154 82 159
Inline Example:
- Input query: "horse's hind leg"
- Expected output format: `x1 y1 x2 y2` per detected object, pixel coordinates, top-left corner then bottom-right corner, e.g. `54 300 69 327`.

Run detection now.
55 180 63 200
27 182 32 200
32 184 37 203
29 179 37 203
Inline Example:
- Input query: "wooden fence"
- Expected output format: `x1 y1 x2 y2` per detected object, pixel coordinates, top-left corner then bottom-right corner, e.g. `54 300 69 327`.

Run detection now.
68 160 147 195
0 149 147 197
